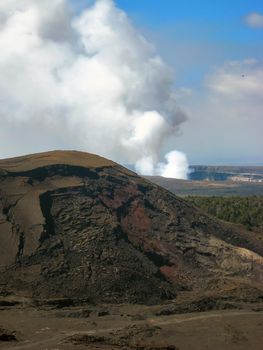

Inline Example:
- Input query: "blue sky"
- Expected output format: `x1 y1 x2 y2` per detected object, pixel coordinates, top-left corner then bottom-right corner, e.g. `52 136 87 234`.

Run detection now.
72 0 263 87
1 0 259 167
116 0 263 23
115 0 263 165
67 0 263 165
115 0 263 87
75 0 263 22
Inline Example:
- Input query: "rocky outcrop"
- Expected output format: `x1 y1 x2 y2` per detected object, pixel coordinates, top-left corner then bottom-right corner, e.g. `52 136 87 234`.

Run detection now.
0 327 17 342
0 151 262 304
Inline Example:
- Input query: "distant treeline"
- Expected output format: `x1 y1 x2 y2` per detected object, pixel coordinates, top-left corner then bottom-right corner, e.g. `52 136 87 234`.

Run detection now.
186 196 263 230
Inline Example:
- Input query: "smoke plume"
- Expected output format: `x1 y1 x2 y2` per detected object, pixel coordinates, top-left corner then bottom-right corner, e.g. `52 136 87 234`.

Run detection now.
0 0 189 179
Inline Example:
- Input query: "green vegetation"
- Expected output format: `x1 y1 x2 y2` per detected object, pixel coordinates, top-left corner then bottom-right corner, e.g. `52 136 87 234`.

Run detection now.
186 196 263 230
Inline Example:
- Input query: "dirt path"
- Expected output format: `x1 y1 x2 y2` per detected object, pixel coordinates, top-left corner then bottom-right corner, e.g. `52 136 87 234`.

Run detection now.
149 310 260 326
4 309 263 350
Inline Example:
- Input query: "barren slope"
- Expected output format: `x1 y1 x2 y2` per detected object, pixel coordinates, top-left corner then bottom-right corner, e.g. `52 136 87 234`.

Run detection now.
0 151 262 304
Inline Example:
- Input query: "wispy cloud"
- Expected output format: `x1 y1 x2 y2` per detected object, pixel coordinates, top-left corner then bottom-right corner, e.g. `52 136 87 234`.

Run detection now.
206 59 263 99
175 59 263 165
245 12 263 28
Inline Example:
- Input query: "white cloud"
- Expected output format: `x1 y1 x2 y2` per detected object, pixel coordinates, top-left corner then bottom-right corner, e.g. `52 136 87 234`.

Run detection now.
245 12 263 28
158 150 189 179
0 0 188 179
206 59 263 99
175 59 263 165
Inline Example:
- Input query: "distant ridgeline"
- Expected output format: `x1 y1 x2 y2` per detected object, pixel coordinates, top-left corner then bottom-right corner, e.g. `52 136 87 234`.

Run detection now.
189 166 263 183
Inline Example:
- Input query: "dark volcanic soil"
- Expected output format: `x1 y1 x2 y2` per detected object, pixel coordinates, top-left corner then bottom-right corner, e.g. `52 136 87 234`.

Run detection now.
1 300 263 350
0 151 263 305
